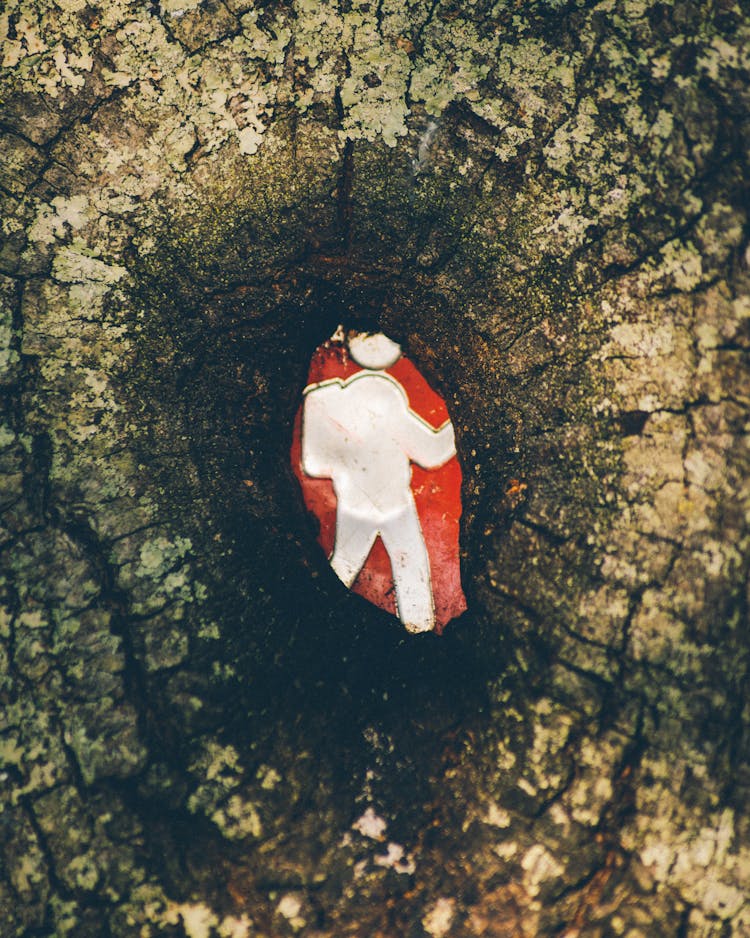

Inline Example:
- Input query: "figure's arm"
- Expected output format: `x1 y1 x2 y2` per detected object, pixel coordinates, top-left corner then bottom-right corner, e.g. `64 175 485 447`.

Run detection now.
301 387 336 478
402 414 456 469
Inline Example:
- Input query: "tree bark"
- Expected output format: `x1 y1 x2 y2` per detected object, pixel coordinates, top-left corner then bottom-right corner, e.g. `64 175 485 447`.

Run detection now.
1 1 749 935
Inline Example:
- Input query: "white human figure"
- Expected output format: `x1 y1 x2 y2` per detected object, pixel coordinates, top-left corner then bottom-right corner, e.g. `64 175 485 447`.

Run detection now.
301 333 456 633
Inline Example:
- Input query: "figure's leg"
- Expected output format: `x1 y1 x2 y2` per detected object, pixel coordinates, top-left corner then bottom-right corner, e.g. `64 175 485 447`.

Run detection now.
330 508 378 588
380 506 435 633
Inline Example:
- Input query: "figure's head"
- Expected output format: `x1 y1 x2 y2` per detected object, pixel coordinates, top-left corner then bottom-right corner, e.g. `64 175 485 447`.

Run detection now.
347 332 402 370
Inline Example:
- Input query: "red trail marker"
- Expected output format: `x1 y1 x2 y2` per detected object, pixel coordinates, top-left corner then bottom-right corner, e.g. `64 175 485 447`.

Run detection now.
291 328 466 633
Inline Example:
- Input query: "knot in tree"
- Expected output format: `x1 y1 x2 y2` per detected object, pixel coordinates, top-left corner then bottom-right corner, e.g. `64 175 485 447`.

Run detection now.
1 1 749 935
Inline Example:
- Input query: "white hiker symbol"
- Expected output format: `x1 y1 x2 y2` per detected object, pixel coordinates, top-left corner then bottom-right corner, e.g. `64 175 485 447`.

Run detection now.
301 333 457 632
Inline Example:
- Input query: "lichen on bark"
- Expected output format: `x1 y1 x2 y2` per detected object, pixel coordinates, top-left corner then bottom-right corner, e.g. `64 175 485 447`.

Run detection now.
1 0 749 935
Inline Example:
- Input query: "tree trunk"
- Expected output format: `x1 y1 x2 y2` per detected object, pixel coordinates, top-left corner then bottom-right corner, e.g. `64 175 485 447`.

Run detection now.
1 1 749 935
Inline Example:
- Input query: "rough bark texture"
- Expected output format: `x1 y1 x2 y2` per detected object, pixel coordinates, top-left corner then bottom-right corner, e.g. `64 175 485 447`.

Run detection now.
1 1 749 935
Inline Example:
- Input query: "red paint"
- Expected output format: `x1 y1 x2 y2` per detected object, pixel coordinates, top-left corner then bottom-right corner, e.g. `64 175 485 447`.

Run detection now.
291 333 467 633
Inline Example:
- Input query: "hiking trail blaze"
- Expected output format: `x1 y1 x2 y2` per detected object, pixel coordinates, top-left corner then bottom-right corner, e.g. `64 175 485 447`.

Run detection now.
291 329 466 633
